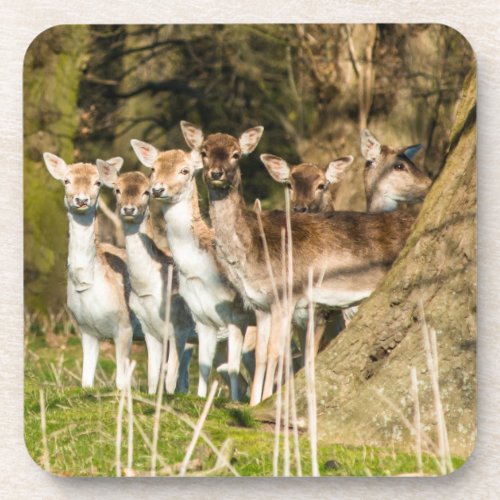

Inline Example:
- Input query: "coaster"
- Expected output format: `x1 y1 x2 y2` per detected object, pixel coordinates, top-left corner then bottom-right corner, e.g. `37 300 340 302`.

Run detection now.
24 24 476 477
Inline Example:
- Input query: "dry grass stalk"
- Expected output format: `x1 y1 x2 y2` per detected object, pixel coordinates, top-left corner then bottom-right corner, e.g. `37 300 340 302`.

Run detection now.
410 367 423 474
125 359 137 477
255 199 285 476
150 264 174 477
179 380 219 477
288 367 303 476
272 230 288 477
39 389 51 472
305 267 320 477
115 358 136 477
283 187 295 477
133 394 240 477
254 199 282 309
418 301 453 474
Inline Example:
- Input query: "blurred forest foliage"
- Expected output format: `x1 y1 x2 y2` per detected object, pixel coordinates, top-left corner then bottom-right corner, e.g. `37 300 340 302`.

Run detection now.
24 24 474 312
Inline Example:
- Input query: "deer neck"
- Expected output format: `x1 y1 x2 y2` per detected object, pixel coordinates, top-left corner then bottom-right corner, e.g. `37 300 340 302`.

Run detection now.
67 208 98 292
123 212 159 295
366 187 398 213
319 190 335 212
207 177 254 268
161 180 213 274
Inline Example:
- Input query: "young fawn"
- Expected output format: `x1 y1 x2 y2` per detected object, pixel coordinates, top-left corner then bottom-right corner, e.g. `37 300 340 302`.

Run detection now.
260 154 354 213
96 164 196 394
180 122 417 405
130 139 254 401
42 153 141 390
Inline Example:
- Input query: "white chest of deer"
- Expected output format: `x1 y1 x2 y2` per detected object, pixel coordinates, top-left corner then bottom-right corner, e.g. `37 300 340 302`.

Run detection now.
162 196 235 330
66 213 124 340
123 230 166 337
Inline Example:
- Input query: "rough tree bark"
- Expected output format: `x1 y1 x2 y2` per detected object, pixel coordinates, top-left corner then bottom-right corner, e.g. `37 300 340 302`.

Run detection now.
258 69 476 458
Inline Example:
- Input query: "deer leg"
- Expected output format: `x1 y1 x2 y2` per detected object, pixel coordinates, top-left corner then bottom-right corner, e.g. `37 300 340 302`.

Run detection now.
144 331 162 394
250 310 271 406
165 314 190 394
226 323 244 401
81 330 99 388
242 325 256 380
314 313 327 355
114 326 132 390
262 305 285 400
177 343 193 393
196 323 217 398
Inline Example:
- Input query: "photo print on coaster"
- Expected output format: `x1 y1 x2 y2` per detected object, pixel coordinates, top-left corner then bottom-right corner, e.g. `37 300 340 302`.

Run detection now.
24 24 476 477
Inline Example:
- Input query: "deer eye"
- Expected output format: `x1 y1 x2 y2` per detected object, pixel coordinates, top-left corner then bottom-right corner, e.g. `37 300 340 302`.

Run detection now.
393 162 406 171
286 182 293 190
201 151 207 158
232 152 240 160
151 167 155 172
144 190 150 196
64 179 70 185
95 180 101 187
115 188 121 195
180 167 189 175
317 183 326 191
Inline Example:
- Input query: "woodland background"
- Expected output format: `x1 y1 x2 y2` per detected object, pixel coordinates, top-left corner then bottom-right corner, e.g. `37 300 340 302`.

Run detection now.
24 24 473 312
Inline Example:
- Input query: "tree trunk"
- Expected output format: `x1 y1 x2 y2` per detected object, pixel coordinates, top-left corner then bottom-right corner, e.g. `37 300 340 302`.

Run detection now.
24 26 89 311
258 69 476 459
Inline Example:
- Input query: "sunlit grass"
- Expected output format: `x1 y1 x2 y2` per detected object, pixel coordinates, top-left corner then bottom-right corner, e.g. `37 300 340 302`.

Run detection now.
24 318 464 477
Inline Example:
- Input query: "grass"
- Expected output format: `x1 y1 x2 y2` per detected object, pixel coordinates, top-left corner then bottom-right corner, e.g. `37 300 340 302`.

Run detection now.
24 317 465 477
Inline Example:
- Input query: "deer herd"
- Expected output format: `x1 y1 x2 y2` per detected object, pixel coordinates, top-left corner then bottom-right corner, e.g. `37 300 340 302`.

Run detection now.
43 123 432 406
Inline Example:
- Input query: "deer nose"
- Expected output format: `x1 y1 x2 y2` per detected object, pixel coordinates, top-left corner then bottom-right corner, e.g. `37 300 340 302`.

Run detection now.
152 186 165 197
121 206 137 216
210 170 223 180
74 196 89 207
293 206 308 213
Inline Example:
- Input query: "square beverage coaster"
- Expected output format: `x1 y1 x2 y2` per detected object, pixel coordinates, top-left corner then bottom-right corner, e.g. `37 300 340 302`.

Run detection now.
23 24 476 477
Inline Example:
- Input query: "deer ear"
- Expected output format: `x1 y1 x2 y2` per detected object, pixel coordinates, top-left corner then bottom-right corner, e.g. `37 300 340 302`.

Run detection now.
190 150 203 171
180 121 204 151
105 157 124 172
361 129 381 162
240 126 264 155
131 139 159 168
403 144 422 159
43 152 68 181
260 154 290 183
96 159 118 188
325 156 354 184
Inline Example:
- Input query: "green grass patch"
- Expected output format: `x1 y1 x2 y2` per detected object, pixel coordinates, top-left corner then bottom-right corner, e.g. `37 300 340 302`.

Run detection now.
24 327 465 477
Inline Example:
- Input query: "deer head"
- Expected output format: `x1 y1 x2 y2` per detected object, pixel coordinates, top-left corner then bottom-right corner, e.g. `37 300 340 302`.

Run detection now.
180 121 264 193
260 154 354 213
361 129 432 211
97 160 151 225
130 139 200 204
43 152 123 214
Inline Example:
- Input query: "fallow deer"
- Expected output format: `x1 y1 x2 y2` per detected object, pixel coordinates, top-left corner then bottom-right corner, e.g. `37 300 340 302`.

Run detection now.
42 153 141 390
130 139 255 401
361 128 432 212
260 155 354 213
96 164 196 395
180 122 418 405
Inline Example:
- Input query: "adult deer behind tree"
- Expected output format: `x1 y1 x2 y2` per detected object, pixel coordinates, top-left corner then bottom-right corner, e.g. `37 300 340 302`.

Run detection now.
180 121 418 405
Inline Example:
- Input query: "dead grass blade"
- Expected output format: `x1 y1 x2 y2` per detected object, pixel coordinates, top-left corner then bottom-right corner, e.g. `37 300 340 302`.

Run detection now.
179 380 219 476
